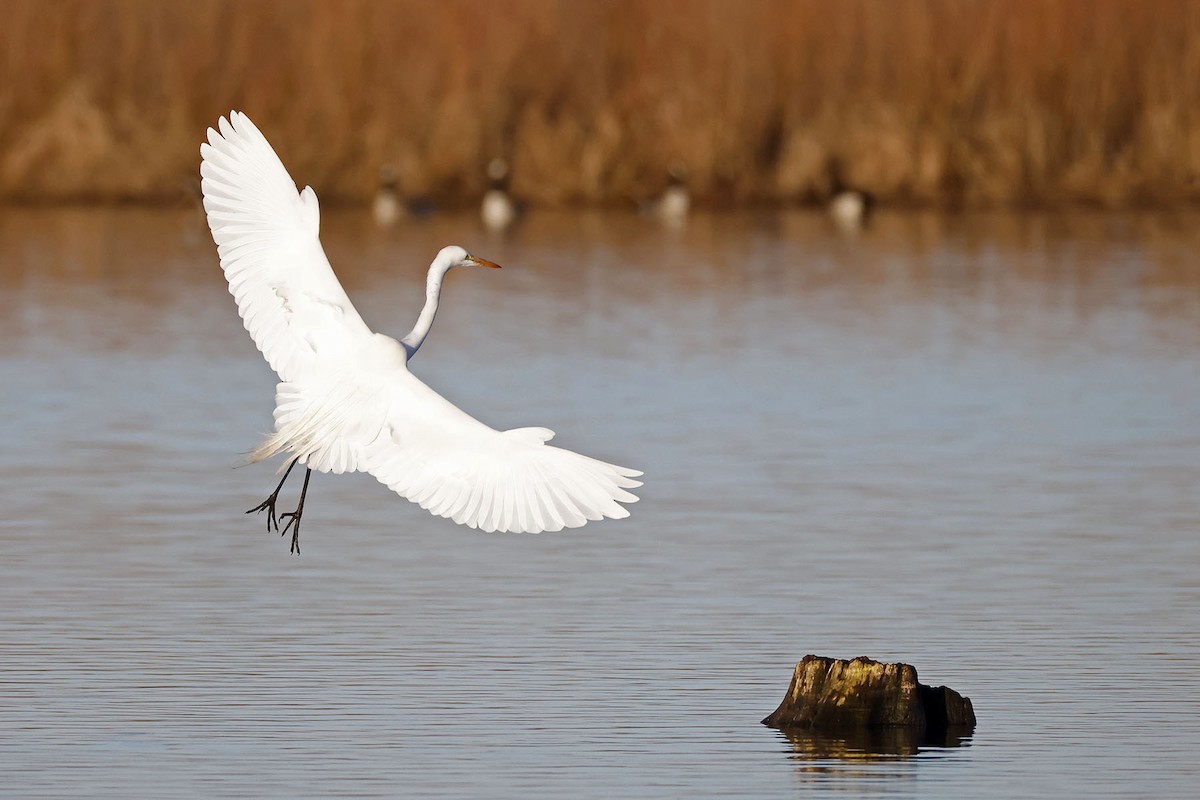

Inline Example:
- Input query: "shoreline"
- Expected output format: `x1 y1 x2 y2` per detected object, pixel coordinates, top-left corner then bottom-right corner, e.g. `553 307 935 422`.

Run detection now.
3 1 1200 208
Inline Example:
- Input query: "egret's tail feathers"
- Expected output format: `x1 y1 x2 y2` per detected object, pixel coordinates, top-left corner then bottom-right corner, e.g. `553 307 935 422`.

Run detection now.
251 380 386 475
247 429 290 467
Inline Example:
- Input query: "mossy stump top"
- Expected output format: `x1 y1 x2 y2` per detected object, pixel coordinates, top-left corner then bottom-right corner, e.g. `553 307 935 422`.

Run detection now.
762 655 976 737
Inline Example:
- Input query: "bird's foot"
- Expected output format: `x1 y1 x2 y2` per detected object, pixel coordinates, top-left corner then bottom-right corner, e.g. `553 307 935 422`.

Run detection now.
279 510 302 555
246 493 283 533
247 462 308 555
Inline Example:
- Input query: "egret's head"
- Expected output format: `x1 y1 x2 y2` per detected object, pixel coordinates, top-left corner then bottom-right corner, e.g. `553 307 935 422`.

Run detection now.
436 245 501 271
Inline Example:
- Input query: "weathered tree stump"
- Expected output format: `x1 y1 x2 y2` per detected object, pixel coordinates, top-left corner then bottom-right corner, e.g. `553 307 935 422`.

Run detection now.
762 655 975 741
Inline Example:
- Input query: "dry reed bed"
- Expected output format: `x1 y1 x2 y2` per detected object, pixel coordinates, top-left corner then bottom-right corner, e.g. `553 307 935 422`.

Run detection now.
2 0 1199 208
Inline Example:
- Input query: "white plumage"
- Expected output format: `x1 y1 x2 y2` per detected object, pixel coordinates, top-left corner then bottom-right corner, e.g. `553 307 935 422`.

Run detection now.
200 112 640 545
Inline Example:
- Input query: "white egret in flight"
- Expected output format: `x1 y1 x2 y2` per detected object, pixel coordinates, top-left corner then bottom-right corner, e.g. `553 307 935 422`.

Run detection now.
199 112 641 553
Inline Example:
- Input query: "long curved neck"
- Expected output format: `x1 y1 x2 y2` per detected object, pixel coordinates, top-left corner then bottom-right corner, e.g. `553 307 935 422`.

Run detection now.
400 260 452 358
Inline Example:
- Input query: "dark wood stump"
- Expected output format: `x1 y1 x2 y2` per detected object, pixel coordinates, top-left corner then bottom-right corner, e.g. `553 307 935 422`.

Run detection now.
762 655 975 742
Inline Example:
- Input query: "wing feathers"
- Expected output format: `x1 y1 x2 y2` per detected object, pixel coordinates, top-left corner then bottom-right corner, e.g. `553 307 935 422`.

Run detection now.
201 111 372 383
361 381 642 534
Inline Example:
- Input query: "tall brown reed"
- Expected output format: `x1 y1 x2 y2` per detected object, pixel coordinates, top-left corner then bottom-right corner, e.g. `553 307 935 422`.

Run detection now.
1 0 1199 208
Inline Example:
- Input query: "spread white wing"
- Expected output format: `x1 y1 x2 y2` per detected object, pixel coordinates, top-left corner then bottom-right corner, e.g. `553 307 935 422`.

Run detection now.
263 366 643 533
359 375 643 533
200 111 374 382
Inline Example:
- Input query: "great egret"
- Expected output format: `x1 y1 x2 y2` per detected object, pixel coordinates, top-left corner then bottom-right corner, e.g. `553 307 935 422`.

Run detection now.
199 112 641 553
481 157 517 232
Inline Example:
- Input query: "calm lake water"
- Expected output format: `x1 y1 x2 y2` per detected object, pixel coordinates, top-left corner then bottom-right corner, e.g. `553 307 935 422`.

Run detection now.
1 207 1198 798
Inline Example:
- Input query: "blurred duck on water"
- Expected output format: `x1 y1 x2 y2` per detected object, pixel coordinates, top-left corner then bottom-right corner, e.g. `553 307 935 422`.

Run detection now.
826 158 874 233
373 165 404 227
481 157 518 232
644 164 690 228
828 190 872 232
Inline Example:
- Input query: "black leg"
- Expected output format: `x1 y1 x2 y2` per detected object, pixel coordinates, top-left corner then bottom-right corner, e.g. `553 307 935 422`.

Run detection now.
279 467 312 555
246 458 298 533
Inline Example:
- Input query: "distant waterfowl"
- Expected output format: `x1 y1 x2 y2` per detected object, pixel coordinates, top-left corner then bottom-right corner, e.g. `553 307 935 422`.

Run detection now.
828 190 872 231
373 164 405 227
646 164 690 227
825 158 874 232
481 157 517 232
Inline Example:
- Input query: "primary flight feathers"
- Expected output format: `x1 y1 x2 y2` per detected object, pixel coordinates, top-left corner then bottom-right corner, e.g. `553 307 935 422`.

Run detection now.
200 111 641 535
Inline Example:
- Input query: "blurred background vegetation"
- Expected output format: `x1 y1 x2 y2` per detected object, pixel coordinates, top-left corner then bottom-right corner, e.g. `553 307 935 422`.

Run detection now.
3 0 1200 209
